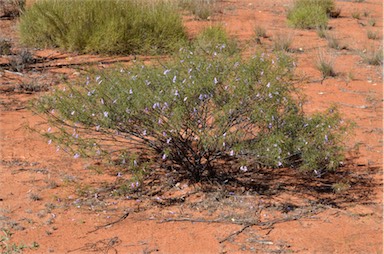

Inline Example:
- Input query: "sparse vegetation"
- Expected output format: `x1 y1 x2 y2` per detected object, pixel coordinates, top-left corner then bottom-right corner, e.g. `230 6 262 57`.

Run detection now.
254 26 267 39
273 33 293 52
360 46 383 65
19 0 187 55
368 18 376 26
0 228 39 253
0 39 12 55
316 51 336 78
367 30 379 40
352 10 360 19
325 33 343 50
179 0 218 20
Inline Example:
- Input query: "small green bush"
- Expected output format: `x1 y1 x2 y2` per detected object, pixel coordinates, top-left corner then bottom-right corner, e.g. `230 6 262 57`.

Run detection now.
287 0 336 29
19 0 187 55
316 51 336 78
35 48 349 182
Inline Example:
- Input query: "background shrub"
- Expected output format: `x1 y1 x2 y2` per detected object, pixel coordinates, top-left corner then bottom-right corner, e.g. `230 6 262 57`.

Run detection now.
287 0 336 29
35 48 348 182
19 0 187 55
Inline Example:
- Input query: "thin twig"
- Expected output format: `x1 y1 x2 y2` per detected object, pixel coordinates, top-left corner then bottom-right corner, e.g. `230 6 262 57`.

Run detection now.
88 211 130 234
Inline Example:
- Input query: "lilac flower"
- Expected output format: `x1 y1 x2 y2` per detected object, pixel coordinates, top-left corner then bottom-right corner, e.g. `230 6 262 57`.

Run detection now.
240 166 248 172
56 146 60 152
166 138 172 144
163 69 171 75
48 139 52 145
162 154 167 160
266 82 270 88
129 89 133 94
113 99 118 104
100 98 104 105
183 97 188 102
133 160 138 167
71 111 75 116
324 135 328 142
174 90 179 96
214 77 219 84
96 125 100 131
143 130 147 136
103 111 109 118
158 118 163 125
96 76 101 82
172 75 177 83
268 123 273 129
153 102 160 109
229 150 234 156
162 131 167 137
117 172 122 177
268 93 273 98
47 127 52 133
188 68 193 74
74 153 80 159
278 161 283 167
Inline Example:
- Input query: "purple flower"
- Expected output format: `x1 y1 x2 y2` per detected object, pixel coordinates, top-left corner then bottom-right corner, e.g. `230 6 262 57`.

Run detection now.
129 89 133 94
103 111 109 118
96 125 100 131
166 138 172 144
229 150 234 156
214 77 219 84
174 90 179 96
163 69 171 75
48 139 52 145
172 75 177 83
74 153 80 159
71 111 75 116
162 154 167 160
100 98 104 105
266 82 270 88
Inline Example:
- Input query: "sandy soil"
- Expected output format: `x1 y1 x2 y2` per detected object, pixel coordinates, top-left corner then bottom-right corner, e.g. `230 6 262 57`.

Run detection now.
0 0 383 253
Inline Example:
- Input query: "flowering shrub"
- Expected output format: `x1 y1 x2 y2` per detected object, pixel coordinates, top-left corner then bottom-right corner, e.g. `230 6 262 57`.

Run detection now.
35 48 348 182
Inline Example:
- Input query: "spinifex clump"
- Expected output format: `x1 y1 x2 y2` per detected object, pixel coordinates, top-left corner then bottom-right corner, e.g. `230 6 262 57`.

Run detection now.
35 47 348 182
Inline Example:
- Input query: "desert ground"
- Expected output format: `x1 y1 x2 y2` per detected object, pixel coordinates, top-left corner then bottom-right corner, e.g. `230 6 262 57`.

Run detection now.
0 0 383 253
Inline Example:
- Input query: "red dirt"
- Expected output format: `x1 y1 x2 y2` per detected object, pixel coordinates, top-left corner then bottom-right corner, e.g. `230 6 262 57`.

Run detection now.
1 0 383 253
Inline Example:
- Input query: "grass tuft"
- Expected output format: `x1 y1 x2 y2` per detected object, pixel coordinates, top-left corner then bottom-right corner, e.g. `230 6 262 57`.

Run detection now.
316 51 336 78
19 0 187 55
287 0 337 29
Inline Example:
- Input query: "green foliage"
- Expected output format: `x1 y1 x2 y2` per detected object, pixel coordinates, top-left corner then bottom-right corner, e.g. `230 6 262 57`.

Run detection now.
35 47 348 182
287 0 336 29
193 25 238 55
19 0 187 55
1 229 39 254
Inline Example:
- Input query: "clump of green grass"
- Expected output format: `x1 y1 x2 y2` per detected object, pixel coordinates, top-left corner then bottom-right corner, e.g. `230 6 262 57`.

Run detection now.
352 10 360 19
287 0 337 29
368 18 376 27
254 26 267 38
0 39 12 55
19 0 187 55
316 51 336 78
367 30 379 40
361 46 383 65
273 33 293 52
325 33 342 49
